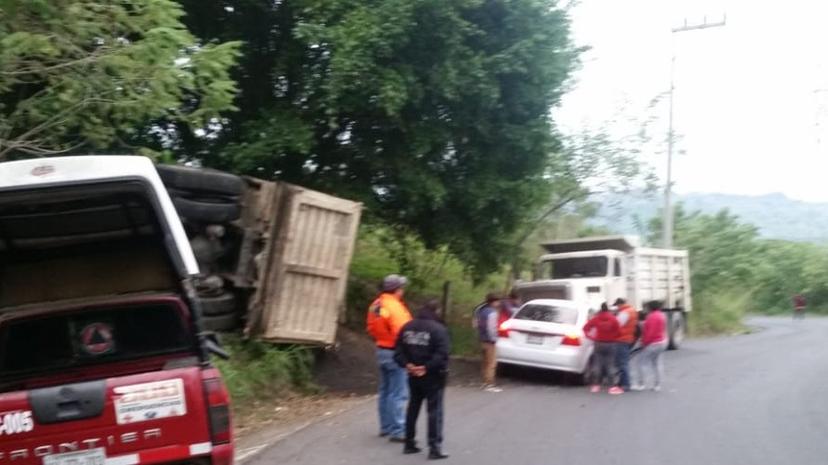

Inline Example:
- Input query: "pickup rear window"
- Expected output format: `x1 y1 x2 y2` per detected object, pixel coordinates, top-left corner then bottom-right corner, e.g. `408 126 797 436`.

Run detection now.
515 304 579 325
0 304 195 380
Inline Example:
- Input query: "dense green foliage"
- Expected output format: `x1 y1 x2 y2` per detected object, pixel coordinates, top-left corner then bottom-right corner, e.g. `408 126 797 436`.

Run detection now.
174 0 580 275
645 205 828 333
348 225 506 354
0 0 240 159
646 207 760 333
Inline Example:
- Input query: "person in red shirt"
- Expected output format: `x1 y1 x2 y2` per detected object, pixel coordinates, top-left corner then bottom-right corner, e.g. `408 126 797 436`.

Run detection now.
583 303 622 394
498 290 520 328
793 294 806 320
632 301 668 392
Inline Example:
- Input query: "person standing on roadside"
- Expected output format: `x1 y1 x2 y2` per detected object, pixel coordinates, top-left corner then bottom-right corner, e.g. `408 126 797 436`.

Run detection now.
793 293 806 320
366 274 413 442
498 290 521 328
394 300 451 460
632 301 668 392
583 303 622 395
476 293 502 392
613 298 639 392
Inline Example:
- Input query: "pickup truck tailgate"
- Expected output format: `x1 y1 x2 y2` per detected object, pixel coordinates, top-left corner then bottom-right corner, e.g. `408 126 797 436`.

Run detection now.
0 366 212 465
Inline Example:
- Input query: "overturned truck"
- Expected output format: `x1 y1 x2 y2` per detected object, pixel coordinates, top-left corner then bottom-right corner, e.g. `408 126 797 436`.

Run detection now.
155 164 362 345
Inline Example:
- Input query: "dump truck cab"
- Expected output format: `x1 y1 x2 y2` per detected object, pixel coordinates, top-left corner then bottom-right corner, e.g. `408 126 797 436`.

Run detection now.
515 235 691 349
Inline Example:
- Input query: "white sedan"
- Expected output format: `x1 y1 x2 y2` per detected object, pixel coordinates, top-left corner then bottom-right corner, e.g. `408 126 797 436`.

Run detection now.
496 299 594 382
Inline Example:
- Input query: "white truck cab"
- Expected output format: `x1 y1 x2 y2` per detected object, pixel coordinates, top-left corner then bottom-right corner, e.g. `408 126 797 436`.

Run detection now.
515 235 692 349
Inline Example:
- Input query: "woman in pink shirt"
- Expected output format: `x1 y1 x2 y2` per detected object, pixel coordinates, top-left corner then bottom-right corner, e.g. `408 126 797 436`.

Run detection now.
632 301 668 391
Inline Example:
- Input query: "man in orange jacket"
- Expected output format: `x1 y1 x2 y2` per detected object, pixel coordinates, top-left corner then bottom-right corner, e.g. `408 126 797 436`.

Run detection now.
367 274 413 442
614 298 639 392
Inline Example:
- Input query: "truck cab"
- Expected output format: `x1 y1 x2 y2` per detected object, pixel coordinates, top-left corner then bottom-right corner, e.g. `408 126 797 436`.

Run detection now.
514 235 692 349
0 156 233 465
529 249 628 315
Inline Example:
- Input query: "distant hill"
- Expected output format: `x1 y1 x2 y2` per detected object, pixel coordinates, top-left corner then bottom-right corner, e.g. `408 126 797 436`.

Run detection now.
593 191 828 243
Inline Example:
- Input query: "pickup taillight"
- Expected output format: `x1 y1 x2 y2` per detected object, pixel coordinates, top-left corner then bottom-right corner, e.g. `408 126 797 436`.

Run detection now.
203 376 232 444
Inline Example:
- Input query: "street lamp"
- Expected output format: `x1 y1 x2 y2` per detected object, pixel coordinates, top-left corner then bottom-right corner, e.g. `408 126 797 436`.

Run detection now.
662 15 726 248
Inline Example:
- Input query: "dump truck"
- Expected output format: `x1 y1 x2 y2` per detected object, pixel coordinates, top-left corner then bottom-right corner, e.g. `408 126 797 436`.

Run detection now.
154 165 362 346
514 235 692 349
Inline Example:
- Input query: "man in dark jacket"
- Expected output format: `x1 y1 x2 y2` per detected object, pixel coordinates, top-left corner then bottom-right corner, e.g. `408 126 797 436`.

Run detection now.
394 300 450 460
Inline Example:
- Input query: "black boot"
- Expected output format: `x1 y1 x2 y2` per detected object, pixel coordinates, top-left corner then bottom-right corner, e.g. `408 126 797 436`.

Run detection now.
403 442 422 454
428 448 449 460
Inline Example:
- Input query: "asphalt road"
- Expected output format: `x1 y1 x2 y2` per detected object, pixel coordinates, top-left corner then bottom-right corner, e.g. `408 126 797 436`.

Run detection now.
247 317 828 465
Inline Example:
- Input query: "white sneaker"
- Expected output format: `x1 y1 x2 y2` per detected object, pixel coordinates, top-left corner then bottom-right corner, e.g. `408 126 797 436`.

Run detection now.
630 385 645 392
652 385 662 392
484 385 503 393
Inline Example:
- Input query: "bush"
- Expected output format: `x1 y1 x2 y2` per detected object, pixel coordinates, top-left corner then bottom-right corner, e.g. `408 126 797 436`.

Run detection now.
214 335 318 408
348 225 507 355
689 289 750 335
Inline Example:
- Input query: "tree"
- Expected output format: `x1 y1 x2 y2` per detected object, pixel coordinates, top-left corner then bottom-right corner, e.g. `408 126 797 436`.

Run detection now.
648 206 762 294
505 113 659 280
0 0 240 159
752 240 812 312
175 0 580 276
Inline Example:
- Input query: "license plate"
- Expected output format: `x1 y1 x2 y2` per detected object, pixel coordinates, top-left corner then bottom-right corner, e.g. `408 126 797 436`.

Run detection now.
526 334 544 345
43 448 105 465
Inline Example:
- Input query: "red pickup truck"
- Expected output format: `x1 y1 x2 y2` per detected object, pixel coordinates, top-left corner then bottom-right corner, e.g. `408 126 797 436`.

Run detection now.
0 157 233 465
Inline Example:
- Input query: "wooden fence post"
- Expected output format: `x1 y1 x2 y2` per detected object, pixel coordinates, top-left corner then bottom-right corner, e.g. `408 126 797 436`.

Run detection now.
441 280 452 321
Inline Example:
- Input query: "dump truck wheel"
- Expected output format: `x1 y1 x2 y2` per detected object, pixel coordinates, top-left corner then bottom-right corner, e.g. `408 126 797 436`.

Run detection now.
156 165 244 197
173 197 241 224
202 312 239 332
668 311 685 350
198 292 236 316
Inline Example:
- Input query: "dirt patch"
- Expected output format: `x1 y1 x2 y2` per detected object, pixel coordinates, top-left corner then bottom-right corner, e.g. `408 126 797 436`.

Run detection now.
233 327 484 442
314 326 484 394
314 326 380 395
233 391 366 437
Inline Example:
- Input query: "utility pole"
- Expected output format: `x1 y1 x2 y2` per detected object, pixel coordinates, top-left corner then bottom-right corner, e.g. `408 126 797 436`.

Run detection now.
662 15 726 248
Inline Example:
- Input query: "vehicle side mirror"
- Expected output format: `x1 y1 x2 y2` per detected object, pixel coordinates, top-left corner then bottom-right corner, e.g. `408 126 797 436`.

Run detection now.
202 331 230 360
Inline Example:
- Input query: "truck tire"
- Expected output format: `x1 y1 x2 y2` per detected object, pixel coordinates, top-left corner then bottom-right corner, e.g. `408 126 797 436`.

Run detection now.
173 197 241 224
195 276 226 298
668 311 685 350
156 165 244 197
202 313 239 332
190 236 223 264
197 292 236 316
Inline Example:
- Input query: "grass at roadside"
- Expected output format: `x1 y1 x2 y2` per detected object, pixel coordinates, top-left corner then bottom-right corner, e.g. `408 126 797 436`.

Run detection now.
687 289 750 336
214 335 319 416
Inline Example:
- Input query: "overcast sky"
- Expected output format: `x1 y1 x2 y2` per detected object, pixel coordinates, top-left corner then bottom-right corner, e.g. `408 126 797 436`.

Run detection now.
555 0 828 202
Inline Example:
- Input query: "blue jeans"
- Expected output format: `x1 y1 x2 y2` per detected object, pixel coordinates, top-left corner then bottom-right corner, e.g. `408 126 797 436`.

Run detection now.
635 341 667 388
377 348 408 437
615 343 632 389
593 342 616 387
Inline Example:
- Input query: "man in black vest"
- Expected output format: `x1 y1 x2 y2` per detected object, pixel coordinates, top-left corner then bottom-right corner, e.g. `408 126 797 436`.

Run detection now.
394 300 451 460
